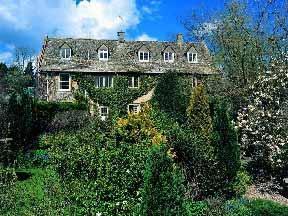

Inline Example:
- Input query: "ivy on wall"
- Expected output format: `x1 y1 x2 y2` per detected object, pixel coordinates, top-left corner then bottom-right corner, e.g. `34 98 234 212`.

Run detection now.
76 74 158 118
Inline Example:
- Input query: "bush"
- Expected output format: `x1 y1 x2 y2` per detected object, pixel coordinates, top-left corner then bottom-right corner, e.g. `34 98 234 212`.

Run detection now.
225 198 252 216
0 168 64 215
187 84 212 138
40 107 163 215
248 199 288 216
139 144 186 216
47 110 92 133
184 200 209 216
153 71 192 122
229 170 251 197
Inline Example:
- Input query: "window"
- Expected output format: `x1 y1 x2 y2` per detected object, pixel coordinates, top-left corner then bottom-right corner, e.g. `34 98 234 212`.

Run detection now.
187 52 198 63
99 106 109 121
164 52 174 62
59 73 71 91
99 48 108 61
60 48 71 59
128 76 140 88
95 76 113 88
139 51 149 62
128 104 141 114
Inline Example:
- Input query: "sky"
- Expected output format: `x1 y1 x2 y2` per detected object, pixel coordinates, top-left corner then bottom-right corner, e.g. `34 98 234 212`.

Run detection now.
0 0 227 64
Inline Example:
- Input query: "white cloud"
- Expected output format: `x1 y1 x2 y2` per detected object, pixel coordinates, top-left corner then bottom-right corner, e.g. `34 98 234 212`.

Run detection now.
0 0 140 39
0 51 13 64
135 33 157 41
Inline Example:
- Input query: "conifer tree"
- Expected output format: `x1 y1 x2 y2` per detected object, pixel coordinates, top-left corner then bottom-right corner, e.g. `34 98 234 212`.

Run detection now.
187 84 212 137
212 100 240 186
140 145 185 215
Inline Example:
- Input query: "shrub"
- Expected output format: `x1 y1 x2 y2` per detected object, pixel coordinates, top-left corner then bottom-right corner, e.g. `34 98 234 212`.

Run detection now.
229 170 251 197
184 200 209 216
187 84 212 138
139 144 186 216
170 127 222 199
248 199 288 216
153 71 192 122
47 110 92 133
225 198 252 216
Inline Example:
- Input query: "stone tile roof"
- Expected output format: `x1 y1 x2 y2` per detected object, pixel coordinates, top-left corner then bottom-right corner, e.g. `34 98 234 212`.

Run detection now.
37 36 216 74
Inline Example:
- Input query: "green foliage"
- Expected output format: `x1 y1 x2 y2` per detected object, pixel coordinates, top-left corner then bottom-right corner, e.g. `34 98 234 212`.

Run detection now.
225 198 252 216
139 144 186 216
80 74 157 118
184 200 209 216
0 62 8 77
228 170 251 198
0 168 65 216
248 199 288 216
211 99 242 196
187 84 212 137
115 104 166 145
33 101 88 134
39 108 162 215
153 71 192 121
170 126 221 199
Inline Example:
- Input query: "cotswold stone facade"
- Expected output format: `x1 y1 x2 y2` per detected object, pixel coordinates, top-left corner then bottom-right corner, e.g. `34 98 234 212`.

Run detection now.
36 32 216 104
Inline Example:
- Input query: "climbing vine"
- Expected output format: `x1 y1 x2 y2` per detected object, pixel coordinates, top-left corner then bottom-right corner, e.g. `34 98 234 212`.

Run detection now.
76 74 158 118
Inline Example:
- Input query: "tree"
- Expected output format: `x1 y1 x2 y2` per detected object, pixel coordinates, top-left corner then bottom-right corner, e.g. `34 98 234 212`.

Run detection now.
237 55 288 183
14 47 35 71
212 99 241 196
140 144 185 215
187 84 212 137
153 71 192 122
24 62 34 87
0 63 8 78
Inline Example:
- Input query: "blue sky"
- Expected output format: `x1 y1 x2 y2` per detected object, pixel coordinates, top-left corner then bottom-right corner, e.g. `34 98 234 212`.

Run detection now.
0 0 228 64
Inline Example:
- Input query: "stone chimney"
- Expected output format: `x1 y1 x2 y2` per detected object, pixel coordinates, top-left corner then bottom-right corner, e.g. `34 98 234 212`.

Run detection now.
117 31 125 43
176 33 183 47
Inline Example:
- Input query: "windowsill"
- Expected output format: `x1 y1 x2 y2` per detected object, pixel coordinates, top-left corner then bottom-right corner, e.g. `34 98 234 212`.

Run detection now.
99 59 109 61
58 89 71 92
139 60 149 63
128 87 139 89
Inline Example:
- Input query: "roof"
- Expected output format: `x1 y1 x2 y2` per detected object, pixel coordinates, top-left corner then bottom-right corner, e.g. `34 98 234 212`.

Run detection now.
37 36 216 75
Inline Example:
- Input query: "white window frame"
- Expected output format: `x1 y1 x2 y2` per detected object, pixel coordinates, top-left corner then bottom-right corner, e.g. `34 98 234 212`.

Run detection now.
58 73 71 92
95 76 113 88
187 52 198 63
128 104 141 114
164 52 174 62
99 106 109 121
98 48 109 61
60 48 71 60
128 76 140 89
138 51 150 62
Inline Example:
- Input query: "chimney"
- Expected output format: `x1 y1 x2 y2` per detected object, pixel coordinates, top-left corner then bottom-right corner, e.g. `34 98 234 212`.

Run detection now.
117 31 125 43
176 33 183 47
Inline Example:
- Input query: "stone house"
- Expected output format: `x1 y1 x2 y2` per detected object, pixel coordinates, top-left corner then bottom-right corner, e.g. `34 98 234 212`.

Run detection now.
36 32 216 119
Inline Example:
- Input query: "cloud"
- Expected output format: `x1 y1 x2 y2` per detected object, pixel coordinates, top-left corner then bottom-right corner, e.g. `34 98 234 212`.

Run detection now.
140 0 162 20
0 51 13 64
0 0 141 62
0 0 140 38
135 33 157 41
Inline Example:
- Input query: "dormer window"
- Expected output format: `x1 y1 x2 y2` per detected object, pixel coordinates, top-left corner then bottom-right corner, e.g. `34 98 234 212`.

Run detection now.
163 46 175 63
164 52 174 62
60 47 71 60
138 45 150 62
139 51 149 62
187 52 198 63
98 45 109 61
